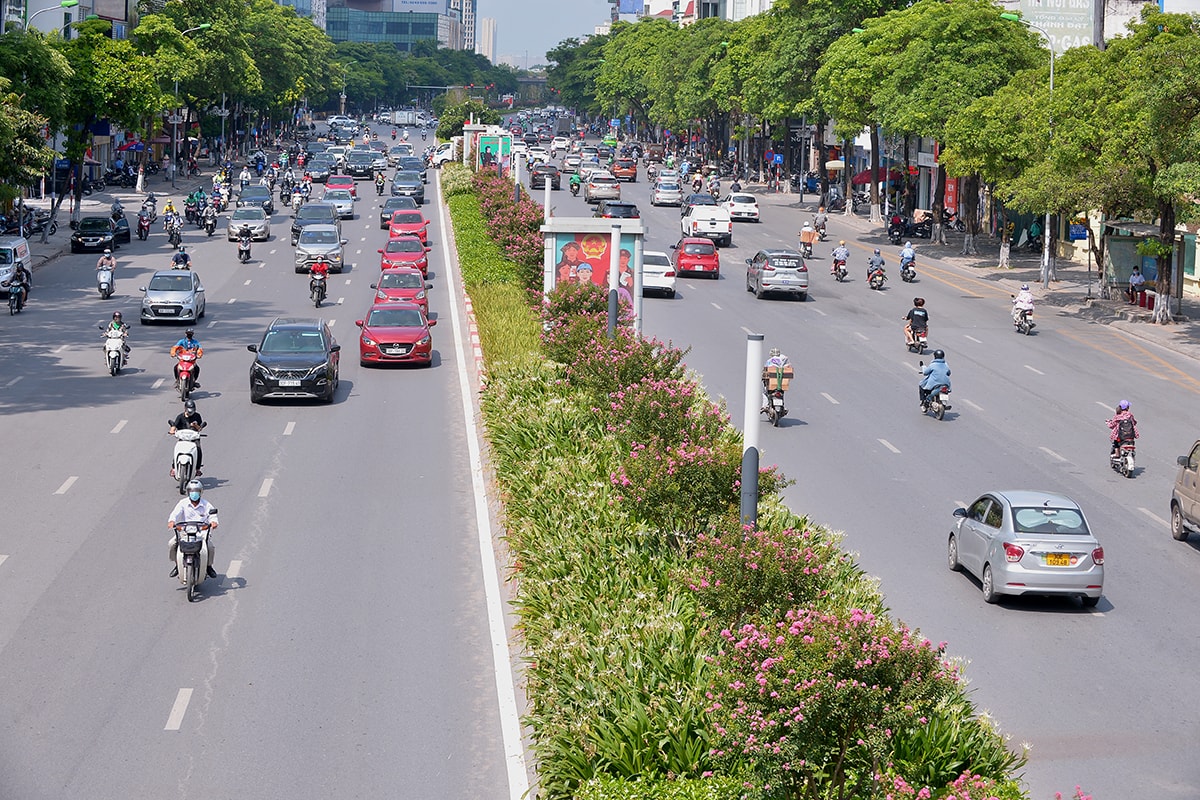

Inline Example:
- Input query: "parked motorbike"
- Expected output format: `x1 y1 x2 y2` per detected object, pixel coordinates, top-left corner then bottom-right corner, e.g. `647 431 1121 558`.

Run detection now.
907 327 928 355
96 265 114 299
175 351 199 401
310 272 327 308
170 424 206 494
919 363 951 421
99 326 126 375
80 177 105 196
236 226 252 264
942 208 965 232
1110 440 1136 478
908 217 932 239
868 267 887 290
900 255 917 283
173 519 214 603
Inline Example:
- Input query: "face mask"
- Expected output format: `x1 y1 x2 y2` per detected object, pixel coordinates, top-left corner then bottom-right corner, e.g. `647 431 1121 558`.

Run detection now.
189 492 201 502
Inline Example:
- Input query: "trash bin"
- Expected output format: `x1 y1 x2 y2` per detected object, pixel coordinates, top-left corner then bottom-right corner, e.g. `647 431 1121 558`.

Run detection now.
1147 292 1155 311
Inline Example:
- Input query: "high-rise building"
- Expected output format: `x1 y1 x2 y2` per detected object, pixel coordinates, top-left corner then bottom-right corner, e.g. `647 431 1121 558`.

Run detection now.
476 16 497 63
459 0 476 51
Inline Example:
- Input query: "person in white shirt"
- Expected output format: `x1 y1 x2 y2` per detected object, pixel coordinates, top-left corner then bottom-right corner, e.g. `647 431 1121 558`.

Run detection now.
167 480 218 578
1128 266 1146 303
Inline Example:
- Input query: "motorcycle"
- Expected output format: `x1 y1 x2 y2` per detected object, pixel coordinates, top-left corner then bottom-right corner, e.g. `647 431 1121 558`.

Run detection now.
887 222 904 246
203 210 217 237
137 211 152 240
899 255 917 283
175 351 199 401
907 326 928 355
908 217 932 239
942 208 965 232
868 267 887 290
1110 440 1136 478
4 281 26 314
170 424 206 494
569 181 580 197
96 265 114 299
291 193 304 213
375 176 386 196
1012 300 1036 335
814 220 827 241
279 187 292 207
167 223 182 249
919 364 951 421
141 199 158 223
99 326 126 375
831 257 847 282
237 226 252 263
80 176 105 196
310 272 327 308
184 200 199 225
173 519 214 603
761 367 792 428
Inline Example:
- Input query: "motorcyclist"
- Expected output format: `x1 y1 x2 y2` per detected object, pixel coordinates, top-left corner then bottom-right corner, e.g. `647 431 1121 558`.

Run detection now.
761 347 791 411
1012 283 1036 328
831 240 850 275
4 263 30 309
96 248 117 273
919 350 951 409
899 241 916 270
391 128 397 140
798 220 816 256
867 248 886 281
141 193 157 220
238 166 251 190
813 206 828 237
904 297 929 347
169 399 206 477
374 171 386 194
569 172 582 194
171 244 191 270
309 258 330 300
1106 400 1139 457
201 202 218 231
171 329 203 386
162 198 178 228
167 478 218 579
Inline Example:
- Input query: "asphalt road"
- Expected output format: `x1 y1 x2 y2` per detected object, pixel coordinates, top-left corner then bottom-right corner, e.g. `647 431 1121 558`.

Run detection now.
0 126 515 799
543 152 1200 798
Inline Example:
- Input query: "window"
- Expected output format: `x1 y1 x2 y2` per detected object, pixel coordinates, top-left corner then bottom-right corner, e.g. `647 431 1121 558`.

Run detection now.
968 498 991 523
1012 507 1088 535
984 502 1003 529
1187 443 1200 471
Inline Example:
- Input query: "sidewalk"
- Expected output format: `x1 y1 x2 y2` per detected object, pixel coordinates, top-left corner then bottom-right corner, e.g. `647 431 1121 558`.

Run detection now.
753 189 1200 364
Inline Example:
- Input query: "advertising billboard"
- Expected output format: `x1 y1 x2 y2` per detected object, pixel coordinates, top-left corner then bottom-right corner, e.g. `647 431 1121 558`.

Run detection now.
1020 0 1095 53
475 134 511 173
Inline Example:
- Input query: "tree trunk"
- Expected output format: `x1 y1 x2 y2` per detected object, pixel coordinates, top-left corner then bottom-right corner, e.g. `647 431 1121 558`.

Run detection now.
998 203 1011 268
869 125 882 223
930 157 947 245
842 138 852 216
959 173 980 256
1153 201 1176 323
816 118 829 205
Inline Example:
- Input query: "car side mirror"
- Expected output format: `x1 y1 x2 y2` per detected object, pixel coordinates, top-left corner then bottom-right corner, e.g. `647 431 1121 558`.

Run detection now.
369 283 378 290
424 246 431 252
246 345 258 352
425 282 433 289
1179 456 1191 467
330 344 340 352
138 286 147 292
341 240 348 245
355 319 365 327
952 507 968 518
428 318 437 326
745 259 752 266
377 249 384 254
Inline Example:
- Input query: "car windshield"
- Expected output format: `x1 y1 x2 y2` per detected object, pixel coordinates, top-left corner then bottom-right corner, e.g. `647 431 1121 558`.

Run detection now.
380 272 423 288
385 199 416 211
1012 507 1089 535
644 254 671 267
78 218 109 231
386 239 423 253
242 188 268 197
690 196 717 205
395 172 421 183
329 176 352 183
148 275 194 291
684 242 715 255
232 209 265 220
368 308 424 328
300 230 339 245
658 183 680 192
260 329 326 353
348 153 373 163
324 190 352 200
392 213 423 225
731 194 756 204
400 159 423 169
297 207 333 221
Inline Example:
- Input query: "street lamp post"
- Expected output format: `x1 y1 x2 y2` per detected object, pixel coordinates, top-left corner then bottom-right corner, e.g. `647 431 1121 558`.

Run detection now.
1002 13 1055 288
23 0 78 30
217 93 230 164
169 23 211 189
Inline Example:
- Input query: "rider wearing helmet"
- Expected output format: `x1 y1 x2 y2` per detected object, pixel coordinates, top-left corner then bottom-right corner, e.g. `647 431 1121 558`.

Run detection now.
105 310 131 362
171 328 203 386
167 478 219 578
762 347 792 410
1012 283 1035 326
171 244 191 269
169 398 206 476
96 248 117 272
1107 400 1138 456
919 349 951 409
868 248 886 280
831 240 850 274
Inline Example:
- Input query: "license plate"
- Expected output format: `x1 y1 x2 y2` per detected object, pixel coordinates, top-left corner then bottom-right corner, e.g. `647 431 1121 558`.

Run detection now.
780 279 793 285
278 379 302 387
386 347 408 355
1046 553 1070 566
158 308 179 315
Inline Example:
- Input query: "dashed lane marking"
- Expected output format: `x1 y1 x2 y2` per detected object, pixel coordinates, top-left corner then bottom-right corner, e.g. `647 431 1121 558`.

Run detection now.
711 302 721 310
820 392 839 404
337 297 344 305
226 560 243 580
243 279 251 286
961 398 983 411
854 332 868 341
1024 365 1044 375
1139 507 1169 527
878 439 901 454
283 421 295 436
269 249 277 255
345 278 352 285
54 476 78 495
964 335 982 343
1096 401 1112 409
206 320 218 328
812 307 827 316
110 420 127 434
227 298 236 304
327 319 336 327
257 478 273 498
1039 446 1068 462
5 376 22 387
152 378 165 389
164 688 193 731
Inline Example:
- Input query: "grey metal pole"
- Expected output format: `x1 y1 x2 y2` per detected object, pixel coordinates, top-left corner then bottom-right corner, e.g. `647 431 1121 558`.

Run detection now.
632 232 644 336
607 223 621 339
543 178 551 223
741 333 764 527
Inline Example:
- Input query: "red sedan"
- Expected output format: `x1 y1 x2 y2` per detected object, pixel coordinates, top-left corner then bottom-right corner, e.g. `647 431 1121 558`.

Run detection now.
326 174 357 198
388 210 430 244
356 302 436 366
370 267 432 314
378 236 431 275
672 237 721 278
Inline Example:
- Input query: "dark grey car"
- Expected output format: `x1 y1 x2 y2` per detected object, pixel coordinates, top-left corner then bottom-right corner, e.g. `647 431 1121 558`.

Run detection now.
248 317 340 404
398 157 428 184
238 185 275 215
379 196 419 229
391 171 425 204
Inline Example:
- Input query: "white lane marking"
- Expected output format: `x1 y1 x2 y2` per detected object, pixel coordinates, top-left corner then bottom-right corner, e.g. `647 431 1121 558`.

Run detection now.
0 555 8 569
5 376 22 387
327 319 336 327
345 278 352 285
226 298 236 304
336 297 345 305
710 302 722 310
1096 401 1112 409
878 439 901 454
820 392 839 404
1139 507 1169 527
740 326 754 335
1024 364 1044 375
359 236 366 242
1039 446 1068 462
257 478 273 498
206 320 218 328
283 421 295 436
152 378 165 389
54 476 78 495
164 688 193 731
269 249 277 255
243 279 252 286
904 362 920 372
964 335 982 343
355 249 362 255
54 344 69 353
110 419 128 434
961 398 983 411
226 560 243 580
436 170 529 800
811 307 828 316
854 331 868 341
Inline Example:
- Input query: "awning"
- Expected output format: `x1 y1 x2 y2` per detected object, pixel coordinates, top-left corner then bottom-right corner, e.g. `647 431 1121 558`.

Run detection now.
1102 221 1160 237
851 167 904 185
825 160 845 171
118 141 146 151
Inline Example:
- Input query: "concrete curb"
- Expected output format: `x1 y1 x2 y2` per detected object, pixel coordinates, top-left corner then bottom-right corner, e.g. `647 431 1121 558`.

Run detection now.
462 291 487 387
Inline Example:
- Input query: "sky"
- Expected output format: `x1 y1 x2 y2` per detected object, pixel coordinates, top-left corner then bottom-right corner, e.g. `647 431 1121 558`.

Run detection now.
477 0 614 67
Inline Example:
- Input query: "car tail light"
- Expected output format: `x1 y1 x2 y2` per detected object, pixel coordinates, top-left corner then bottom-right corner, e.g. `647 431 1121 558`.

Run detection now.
1003 542 1024 562
799 265 808 272
763 265 775 272
664 270 675 277
1092 547 1104 565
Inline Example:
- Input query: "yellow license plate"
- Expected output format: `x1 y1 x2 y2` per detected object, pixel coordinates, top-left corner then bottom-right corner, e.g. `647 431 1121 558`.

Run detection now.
1046 553 1070 566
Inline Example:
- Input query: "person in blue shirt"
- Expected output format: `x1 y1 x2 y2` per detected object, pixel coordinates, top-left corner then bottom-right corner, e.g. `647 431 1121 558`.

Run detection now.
171 328 203 386
919 350 951 409
171 244 191 269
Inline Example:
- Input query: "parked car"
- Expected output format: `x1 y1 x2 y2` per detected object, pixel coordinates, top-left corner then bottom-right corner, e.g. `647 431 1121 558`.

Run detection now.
948 490 1104 606
378 235 431 275
370 267 432 314
672 237 720 279
746 248 809 301
641 250 676 298
70 216 119 252
247 317 340 404
649 181 683 207
379 196 418 229
1171 440 1200 540
355 302 436 366
593 200 640 219
293 224 347 273
584 171 621 204
722 192 761 222
139 270 205 323
226 207 270 241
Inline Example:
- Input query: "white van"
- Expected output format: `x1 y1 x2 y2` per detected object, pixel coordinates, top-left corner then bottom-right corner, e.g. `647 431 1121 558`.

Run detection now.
0 235 32 292
431 141 458 167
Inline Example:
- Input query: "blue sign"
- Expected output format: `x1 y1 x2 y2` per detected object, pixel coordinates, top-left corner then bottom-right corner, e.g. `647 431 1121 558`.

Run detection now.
773 153 784 165
609 118 620 128
1068 223 1089 241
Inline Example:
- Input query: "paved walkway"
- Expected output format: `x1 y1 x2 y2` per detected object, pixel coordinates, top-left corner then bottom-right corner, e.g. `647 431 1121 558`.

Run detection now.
747 185 1200 364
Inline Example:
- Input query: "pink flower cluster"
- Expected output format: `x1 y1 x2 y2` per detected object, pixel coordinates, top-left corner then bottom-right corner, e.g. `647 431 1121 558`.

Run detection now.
473 172 544 289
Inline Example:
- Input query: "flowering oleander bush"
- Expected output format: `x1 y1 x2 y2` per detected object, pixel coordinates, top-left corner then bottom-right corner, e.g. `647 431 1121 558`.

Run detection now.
541 279 614 363
474 171 543 292
440 161 474 198
568 329 687 400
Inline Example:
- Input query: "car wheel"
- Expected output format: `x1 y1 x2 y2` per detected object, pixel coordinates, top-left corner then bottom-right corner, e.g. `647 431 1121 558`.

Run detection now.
1172 503 1189 541
1080 594 1100 608
754 280 764 300
665 289 675 298
981 564 1000 604
947 534 961 572
798 292 808 302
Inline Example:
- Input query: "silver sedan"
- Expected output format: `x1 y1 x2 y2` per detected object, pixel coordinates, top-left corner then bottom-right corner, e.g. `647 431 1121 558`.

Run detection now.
322 189 356 219
948 490 1104 606
226 207 270 241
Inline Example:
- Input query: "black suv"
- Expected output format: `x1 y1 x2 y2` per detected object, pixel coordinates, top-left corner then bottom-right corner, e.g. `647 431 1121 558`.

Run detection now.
344 150 376 178
530 163 561 190
594 200 640 219
247 317 341 404
237 185 275 216
290 202 340 245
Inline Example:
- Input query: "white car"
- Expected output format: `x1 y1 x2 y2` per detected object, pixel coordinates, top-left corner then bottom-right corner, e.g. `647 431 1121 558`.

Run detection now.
578 159 603 181
649 181 683 207
322 188 355 219
551 136 570 152
562 154 582 173
641 250 676 298
722 192 760 222
511 141 528 158
528 145 549 161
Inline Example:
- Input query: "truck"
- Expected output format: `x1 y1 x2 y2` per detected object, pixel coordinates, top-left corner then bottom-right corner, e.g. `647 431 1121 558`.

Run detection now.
681 206 733 247
391 109 418 127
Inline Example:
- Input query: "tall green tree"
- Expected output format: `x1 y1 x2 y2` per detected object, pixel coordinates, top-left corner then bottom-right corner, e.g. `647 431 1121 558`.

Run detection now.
545 35 607 115
0 77 56 204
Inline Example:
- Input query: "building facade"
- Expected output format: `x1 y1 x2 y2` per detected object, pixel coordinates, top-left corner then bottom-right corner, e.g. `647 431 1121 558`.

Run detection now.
476 15 496 62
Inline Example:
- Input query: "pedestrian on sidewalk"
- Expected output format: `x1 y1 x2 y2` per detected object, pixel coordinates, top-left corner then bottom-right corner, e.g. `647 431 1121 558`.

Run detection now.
1128 266 1146 304
162 154 172 183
